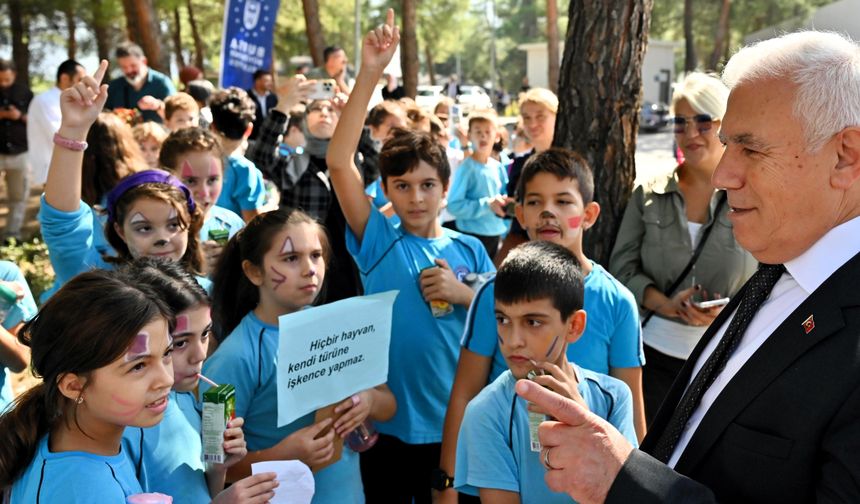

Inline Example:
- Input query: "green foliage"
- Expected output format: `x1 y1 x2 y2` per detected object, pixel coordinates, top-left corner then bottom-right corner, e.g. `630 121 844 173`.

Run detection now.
0 236 54 305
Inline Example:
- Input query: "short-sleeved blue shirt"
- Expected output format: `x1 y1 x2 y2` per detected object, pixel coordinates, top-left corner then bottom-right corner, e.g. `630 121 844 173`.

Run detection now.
122 390 210 503
0 261 37 412
462 262 644 382
446 156 509 237
455 369 637 502
11 435 143 503
345 208 495 443
215 155 267 216
364 178 400 227
202 311 364 504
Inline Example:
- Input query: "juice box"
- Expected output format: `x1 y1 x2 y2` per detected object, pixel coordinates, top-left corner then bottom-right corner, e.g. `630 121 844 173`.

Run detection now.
526 369 548 452
208 228 230 246
420 265 454 318
202 384 235 464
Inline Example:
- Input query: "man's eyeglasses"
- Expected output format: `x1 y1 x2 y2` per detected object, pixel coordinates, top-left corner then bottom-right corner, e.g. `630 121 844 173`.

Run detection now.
673 114 714 134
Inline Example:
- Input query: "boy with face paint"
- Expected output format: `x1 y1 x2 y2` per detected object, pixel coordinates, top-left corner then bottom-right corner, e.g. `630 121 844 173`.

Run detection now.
454 241 637 504
437 148 645 503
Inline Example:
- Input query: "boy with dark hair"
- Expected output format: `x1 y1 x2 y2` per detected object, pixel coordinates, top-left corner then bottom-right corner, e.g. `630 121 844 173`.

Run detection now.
454 241 637 503
437 147 645 503
207 87 267 222
326 11 494 502
447 109 510 257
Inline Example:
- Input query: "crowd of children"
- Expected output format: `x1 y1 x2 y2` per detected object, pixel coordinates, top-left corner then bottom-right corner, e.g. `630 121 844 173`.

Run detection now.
0 10 649 504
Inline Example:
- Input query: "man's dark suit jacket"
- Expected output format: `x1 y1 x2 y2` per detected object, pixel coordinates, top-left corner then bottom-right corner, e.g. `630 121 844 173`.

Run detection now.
607 251 860 503
247 90 277 140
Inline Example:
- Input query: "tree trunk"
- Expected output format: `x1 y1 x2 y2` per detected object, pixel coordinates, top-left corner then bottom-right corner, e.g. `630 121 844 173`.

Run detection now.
91 0 112 62
65 3 77 60
555 0 653 265
546 0 559 93
172 7 186 70
186 0 205 71
302 0 326 66
401 0 419 99
121 0 168 73
683 0 696 72
8 0 30 86
425 44 436 86
708 0 731 71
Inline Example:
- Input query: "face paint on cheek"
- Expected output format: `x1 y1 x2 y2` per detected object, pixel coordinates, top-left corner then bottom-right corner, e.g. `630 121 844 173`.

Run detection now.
108 393 144 419
544 335 559 358
270 266 287 290
130 212 147 225
125 332 151 362
181 160 194 179
281 237 294 255
567 216 583 229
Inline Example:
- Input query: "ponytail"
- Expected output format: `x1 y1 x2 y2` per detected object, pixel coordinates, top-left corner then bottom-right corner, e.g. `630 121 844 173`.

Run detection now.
0 384 53 487
211 229 259 339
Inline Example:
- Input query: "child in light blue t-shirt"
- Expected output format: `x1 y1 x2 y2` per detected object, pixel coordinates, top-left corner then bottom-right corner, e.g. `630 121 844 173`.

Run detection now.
447 110 510 257
326 16 496 501
118 259 271 503
0 261 37 413
455 241 638 503
204 208 396 504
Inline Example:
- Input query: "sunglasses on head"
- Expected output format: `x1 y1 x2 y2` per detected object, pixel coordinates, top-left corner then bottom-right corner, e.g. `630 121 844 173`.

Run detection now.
673 114 714 134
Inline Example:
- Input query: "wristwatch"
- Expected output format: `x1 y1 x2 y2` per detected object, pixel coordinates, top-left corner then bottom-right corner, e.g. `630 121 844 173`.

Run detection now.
431 468 455 491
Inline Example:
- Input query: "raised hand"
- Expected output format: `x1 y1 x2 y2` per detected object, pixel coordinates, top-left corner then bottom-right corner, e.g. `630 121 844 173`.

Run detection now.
361 8 401 72
274 75 316 113
59 59 109 135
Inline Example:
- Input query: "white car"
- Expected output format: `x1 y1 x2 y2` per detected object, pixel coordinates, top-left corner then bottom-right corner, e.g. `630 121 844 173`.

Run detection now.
416 85 444 111
457 85 493 114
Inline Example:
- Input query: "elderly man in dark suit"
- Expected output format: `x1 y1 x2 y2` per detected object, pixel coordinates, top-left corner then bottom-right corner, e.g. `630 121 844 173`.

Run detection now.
516 30 860 503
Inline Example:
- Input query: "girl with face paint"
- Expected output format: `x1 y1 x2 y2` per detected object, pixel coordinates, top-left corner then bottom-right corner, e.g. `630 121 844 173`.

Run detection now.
204 208 395 502
40 60 209 296
159 127 247 277
116 259 279 503
0 270 175 502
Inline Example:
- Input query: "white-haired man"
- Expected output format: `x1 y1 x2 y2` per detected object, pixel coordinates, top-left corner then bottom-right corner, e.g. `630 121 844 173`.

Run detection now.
517 30 860 503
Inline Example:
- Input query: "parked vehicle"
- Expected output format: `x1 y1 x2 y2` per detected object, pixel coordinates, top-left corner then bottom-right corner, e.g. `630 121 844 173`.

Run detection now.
639 101 670 132
457 85 493 114
416 85 444 111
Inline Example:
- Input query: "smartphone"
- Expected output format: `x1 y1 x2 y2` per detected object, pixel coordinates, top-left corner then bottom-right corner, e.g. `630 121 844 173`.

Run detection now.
307 79 336 100
692 297 730 309
504 200 517 218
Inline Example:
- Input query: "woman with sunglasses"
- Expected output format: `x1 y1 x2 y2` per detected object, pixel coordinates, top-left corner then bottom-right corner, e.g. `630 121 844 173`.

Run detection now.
609 73 757 423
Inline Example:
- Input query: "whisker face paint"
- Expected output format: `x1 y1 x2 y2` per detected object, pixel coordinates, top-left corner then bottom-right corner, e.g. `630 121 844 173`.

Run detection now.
567 216 583 229
544 335 559 358
270 266 287 290
125 332 151 362
539 210 556 220
181 160 194 179
281 237 294 255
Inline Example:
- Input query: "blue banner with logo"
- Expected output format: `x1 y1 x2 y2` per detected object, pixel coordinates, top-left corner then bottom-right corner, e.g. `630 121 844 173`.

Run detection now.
219 0 280 90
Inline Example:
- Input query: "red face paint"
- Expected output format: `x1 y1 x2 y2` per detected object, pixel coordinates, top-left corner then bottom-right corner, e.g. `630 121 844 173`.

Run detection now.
174 315 189 335
108 393 143 420
270 266 287 290
181 160 194 179
567 216 583 229
125 332 150 362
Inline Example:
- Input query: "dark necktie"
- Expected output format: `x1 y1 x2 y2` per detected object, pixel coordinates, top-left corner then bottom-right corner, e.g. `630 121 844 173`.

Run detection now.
652 263 786 463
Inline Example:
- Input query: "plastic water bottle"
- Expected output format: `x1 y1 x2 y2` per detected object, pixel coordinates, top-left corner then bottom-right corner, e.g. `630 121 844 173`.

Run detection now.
346 421 379 453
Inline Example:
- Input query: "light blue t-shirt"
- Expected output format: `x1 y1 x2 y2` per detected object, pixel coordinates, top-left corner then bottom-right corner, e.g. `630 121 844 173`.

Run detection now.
455 368 637 502
462 263 644 382
345 208 495 444
446 156 509 237
11 435 143 503
200 205 245 243
215 154 267 216
202 311 364 504
0 261 38 412
122 390 210 503
39 196 213 296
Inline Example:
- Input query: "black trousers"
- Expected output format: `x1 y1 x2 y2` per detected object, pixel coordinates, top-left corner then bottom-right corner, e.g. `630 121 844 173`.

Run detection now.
642 344 687 426
359 434 480 503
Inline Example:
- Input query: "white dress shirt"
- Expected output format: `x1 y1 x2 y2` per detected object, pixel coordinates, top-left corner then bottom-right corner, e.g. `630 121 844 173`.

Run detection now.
669 215 860 468
251 89 271 118
26 87 61 185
